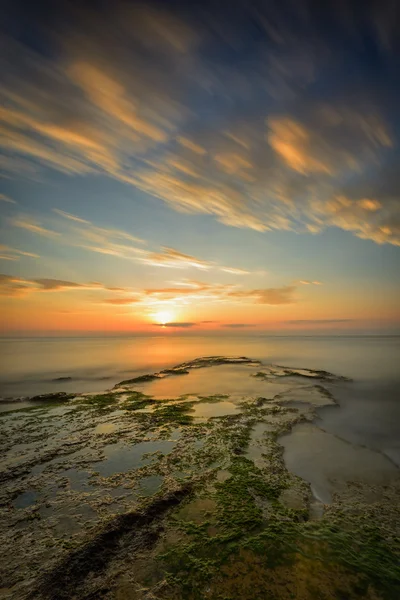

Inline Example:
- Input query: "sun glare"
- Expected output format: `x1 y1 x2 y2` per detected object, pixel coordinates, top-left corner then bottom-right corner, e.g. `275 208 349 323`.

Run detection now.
153 310 173 325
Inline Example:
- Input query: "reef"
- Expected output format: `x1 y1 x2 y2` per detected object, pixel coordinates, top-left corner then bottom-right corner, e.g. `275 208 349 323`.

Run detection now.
0 357 398 600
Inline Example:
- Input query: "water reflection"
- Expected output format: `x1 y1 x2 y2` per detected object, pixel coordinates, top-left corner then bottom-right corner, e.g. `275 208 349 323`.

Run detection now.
1 335 399 398
280 422 399 504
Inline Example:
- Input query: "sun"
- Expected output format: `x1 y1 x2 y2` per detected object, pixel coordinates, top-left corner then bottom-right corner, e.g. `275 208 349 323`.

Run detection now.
153 310 173 325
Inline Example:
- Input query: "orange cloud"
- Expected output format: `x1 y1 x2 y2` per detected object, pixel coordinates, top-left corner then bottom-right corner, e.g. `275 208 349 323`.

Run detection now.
228 285 297 305
357 199 382 211
141 247 212 270
0 274 132 297
141 281 298 306
11 209 264 273
0 244 39 260
309 194 400 247
267 117 333 175
214 152 253 175
0 3 398 248
68 62 167 142
168 157 199 178
176 136 206 155
0 124 94 174
222 323 256 328
102 297 139 305
220 267 250 275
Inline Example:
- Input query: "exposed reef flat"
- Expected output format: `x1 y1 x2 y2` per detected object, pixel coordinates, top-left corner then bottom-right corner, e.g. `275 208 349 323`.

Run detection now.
0 356 399 600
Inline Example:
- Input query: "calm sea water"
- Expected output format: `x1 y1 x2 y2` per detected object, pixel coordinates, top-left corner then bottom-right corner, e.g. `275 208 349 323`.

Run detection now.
1 334 399 466
0 335 399 398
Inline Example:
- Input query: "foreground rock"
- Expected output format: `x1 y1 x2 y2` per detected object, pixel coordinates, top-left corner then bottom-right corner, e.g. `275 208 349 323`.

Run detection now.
0 357 398 600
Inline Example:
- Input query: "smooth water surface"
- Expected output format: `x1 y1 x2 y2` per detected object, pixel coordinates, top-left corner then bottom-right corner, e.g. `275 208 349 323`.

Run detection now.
1 335 399 470
1 335 399 397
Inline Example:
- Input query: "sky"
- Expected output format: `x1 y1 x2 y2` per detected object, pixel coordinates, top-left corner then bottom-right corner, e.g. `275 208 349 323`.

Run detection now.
0 0 399 335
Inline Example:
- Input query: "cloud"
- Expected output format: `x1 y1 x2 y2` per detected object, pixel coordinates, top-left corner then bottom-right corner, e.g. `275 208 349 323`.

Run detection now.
222 323 256 328
53 208 146 245
176 136 206 155
102 297 139 305
0 194 16 204
0 265 309 311
0 273 131 297
155 322 197 328
309 193 400 247
267 118 333 175
53 209 91 225
228 285 297 305
220 267 250 275
31 279 83 291
11 208 259 274
286 319 354 324
141 281 298 306
0 244 39 261
1 1 399 246
141 247 212 270
298 280 323 285
68 62 167 143
10 217 60 238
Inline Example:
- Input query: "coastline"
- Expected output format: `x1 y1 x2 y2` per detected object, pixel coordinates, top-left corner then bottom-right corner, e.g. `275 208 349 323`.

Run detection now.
1 356 399 599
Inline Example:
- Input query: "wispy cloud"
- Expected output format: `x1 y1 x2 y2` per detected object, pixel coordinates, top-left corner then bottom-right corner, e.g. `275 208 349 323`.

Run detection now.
0 244 39 261
155 322 197 328
68 62 168 143
0 266 315 315
228 285 297 305
222 323 256 328
102 297 139 305
141 281 298 306
176 136 206 155
53 209 91 225
10 217 60 238
0 274 131 297
1 1 398 245
220 267 250 275
11 209 262 275
0 255 18 261
286 319 354 324
53 208 146 245
0 194 16 204
141 247 212 270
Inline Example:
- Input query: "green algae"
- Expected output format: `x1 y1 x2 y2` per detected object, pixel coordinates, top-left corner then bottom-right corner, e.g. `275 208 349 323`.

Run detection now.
161 368 190 376
154 410 399 600
116 373 160 386
76 393 119 413
153 403 194 426
1 356 398 600
121 391 157 411
197 394 230 402
159 477 400 600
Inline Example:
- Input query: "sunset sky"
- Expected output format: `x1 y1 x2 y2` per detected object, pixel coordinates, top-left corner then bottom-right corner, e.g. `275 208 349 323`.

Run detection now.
0 0 399 335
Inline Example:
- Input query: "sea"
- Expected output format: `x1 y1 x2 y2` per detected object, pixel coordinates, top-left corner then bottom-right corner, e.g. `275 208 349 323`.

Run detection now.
1 334 399 466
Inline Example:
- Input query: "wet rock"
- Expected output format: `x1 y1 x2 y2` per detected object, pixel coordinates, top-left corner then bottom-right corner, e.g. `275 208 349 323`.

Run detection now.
160 368 190 376
28 392 76 403
114 373 160 387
